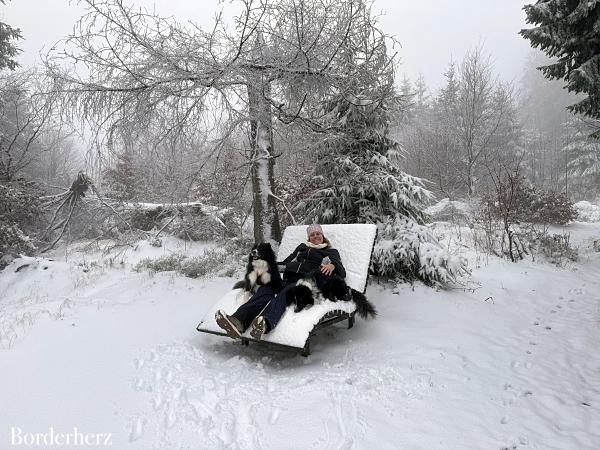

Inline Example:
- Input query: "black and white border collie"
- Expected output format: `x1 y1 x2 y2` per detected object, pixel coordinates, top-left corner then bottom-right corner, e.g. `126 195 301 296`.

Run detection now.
233 243 282 302
291 273 377 319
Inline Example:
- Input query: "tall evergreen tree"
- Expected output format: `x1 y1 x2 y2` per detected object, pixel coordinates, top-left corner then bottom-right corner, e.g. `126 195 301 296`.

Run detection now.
520 1 600 127
103 152 138 201
0 0 21 71
414 74 430 111
564 121 600 198
298 88 467 285
301 91 430 225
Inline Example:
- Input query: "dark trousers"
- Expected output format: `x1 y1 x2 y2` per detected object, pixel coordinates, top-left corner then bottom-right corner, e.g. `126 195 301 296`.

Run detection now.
231 283 296 332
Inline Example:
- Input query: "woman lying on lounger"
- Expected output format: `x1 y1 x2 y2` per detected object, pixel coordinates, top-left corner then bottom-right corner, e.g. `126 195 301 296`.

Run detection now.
215 224 346 340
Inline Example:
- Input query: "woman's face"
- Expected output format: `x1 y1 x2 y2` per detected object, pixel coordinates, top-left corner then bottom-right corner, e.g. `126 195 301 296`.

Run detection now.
309 231 324 245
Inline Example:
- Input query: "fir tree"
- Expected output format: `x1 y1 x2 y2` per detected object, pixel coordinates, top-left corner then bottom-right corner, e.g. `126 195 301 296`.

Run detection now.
398 75 416 123
414 74 430 111
0 1 22 71
103 152 138 201
298 90 467 285
564 122 600 197
437 62 459 116
520 1 600 127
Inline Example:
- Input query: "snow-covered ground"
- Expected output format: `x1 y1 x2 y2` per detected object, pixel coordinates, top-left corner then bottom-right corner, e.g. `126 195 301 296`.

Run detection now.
574 201 600 223
1 224 599 449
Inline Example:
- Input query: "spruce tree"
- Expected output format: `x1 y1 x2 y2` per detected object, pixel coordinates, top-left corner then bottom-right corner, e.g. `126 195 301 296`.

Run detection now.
103 152 138 201
298 90 467 285
564 122 600 197
0 1 22 71
520 1 600 125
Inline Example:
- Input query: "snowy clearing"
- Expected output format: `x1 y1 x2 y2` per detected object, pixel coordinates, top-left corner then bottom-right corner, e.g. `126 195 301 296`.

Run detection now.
1 224 599 449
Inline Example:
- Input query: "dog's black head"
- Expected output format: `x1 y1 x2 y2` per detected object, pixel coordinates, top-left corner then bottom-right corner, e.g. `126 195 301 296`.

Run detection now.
250 242 275 262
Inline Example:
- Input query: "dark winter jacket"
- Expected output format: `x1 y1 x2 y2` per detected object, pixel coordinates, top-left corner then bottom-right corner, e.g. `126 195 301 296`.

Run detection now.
281 242 346 280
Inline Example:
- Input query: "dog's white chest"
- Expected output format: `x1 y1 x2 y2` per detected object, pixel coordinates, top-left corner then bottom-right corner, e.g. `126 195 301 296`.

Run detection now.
248 259 271 285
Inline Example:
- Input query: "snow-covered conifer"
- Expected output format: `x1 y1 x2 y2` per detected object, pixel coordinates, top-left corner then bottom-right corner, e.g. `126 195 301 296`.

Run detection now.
103 152 138 201
565 125 600 197
299 90 467 285
521 1 600 126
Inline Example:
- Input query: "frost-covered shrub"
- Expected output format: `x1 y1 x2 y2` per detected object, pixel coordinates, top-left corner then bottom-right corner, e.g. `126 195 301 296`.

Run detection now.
180 248 233 278
480 174 576 227
170 214 221 241
373 217 468 285
0 223 36 259
125 202 238 239
473 219 531 262
532 233 578 264
527 190 577 225
182 238 249 278
574 201 600 222
129 206 170 231
0 180 43 261
134 237 250 279
425 198 473 225
169 206 237 241
477 171 577 262
134 254 184 273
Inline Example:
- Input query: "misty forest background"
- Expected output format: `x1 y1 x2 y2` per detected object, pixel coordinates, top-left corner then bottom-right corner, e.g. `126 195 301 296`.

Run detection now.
1 0 599 284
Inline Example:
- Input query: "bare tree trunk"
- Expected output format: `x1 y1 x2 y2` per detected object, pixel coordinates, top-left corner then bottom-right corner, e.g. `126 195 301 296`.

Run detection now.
248 77 282 244
467 161 474 196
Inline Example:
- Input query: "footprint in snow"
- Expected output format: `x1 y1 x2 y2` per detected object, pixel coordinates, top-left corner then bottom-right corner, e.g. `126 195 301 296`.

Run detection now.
128 416 146 442
269 408 281 425
152 393 163 410
165 406 177 428
511 361 531 370
502 398 515 407
173 386 187 402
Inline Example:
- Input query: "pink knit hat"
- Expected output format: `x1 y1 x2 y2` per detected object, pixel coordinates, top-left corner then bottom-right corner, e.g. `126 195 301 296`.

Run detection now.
306 224 323 237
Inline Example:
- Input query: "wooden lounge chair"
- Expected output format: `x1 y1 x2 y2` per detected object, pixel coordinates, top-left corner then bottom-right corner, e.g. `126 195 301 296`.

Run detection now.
196 224 377 356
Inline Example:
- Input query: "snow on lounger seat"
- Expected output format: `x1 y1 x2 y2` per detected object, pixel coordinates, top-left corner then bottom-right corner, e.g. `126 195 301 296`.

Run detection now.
197 224 377 352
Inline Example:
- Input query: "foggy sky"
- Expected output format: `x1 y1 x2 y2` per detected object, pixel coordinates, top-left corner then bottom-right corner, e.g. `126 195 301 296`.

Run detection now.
2 0 533 91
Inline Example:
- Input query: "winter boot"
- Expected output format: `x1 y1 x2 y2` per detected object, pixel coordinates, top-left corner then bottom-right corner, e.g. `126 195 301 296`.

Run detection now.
215 310 243 339
250 316 268 340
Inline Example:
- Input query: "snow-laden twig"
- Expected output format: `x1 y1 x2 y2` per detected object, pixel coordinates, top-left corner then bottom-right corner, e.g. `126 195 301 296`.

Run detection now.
269 191 297 225
152 213 178 241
